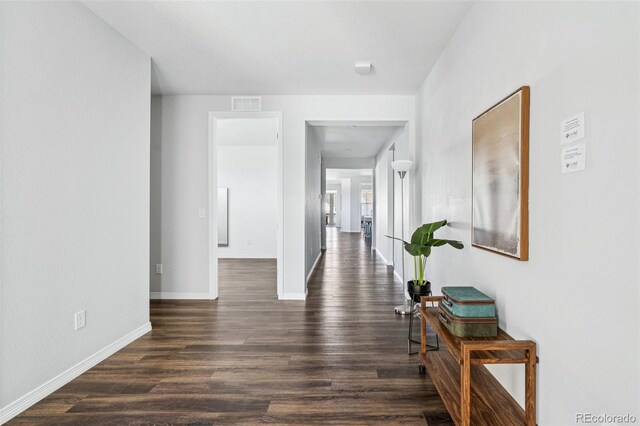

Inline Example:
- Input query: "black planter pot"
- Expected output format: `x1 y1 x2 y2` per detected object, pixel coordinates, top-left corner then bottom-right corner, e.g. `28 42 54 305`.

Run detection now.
408 281 431 303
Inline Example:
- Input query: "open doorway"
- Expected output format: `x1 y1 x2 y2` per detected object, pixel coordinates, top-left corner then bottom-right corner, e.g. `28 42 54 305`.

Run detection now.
325 190 338 227
325 168 373 242
304 120 407 294
208 112 283 299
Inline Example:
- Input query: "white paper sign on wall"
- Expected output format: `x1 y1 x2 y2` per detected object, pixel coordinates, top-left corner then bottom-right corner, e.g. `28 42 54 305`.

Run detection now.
561 143 586 173
560 112 585 144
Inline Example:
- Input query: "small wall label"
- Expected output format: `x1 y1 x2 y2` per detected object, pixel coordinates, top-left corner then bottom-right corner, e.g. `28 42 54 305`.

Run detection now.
561 143 586 173
560 112 585 144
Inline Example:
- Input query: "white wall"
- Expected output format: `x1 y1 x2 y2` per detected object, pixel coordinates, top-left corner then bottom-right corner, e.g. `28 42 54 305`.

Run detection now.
335 175 372 233
392 128 411 280
0 1 150 418
416 2 639 423
218 145 277 258
337 176 355 233
323 157 375 169
154 95 415 299
371 125 404 266
354 177 372 231
340 178 352 232
150 95 163 292
305 125 321 279
326 185 341 228
374 149 395 265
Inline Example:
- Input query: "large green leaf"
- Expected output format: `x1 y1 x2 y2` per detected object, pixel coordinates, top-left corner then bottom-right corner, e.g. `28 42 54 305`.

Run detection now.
418 220 448 235
418 246 432 257
387 221 462 258
426 238 464 249
403 243 423 256
410 229 423 245
386 235 420 257
385 235 408 243
410 220 446 245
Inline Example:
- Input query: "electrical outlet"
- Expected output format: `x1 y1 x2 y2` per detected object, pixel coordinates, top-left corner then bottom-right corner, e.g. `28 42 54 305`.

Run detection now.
155 264 163 274
247 239 252 246
198 208 206 218
75 310 86 330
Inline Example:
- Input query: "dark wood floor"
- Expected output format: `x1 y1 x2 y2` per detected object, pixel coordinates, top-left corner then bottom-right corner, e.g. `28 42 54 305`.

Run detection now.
10 228 451 425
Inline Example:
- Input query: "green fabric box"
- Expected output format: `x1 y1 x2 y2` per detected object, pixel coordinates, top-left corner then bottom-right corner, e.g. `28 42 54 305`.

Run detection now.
438 304 498 337
441 286 496 318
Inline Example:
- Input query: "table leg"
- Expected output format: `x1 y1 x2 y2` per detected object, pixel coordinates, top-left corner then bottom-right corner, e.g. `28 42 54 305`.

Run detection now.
420 298 427 355
525 347 537 426
461 346 471 426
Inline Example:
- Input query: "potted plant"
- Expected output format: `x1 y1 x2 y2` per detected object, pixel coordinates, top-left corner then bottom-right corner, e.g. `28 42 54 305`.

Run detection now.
388 220 463 302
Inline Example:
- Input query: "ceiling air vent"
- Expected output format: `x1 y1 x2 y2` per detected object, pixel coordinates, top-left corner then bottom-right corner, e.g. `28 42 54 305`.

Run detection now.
231 96 261 112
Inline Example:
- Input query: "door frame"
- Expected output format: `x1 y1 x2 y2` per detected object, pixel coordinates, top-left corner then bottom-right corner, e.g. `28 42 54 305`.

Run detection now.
208 111 284 299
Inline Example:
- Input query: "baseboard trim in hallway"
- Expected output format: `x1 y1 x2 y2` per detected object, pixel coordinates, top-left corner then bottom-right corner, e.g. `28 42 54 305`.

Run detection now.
306 250 323 283
280 290 308 300
150 292 213 300
394 269 403 284
0 322 152 425
374 247 393 266
218 254 276 259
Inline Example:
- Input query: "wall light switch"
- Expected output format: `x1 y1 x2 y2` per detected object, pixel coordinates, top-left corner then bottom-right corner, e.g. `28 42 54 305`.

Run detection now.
75 310 86 330
155 264 163 274
198 208 206 218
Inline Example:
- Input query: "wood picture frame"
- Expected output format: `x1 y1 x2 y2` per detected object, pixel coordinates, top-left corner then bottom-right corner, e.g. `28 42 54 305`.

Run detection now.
472 86 529 260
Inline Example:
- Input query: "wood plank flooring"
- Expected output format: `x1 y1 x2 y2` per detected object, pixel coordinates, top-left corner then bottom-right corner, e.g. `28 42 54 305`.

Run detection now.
10 228 452 425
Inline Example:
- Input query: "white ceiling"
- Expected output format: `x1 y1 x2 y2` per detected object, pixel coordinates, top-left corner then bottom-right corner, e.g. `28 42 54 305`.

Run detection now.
309 122 403 158
326 168 372 182
82 1 472 95
217 118 277 146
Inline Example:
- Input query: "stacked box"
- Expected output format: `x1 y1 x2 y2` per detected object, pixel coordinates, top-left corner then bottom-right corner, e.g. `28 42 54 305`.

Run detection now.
438 286 497 337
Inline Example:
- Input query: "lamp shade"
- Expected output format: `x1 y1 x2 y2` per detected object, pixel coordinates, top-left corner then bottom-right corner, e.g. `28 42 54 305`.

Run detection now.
391 160 413 172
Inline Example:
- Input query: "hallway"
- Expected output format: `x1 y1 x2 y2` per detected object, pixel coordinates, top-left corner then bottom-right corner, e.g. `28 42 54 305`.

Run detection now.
11 229 450 425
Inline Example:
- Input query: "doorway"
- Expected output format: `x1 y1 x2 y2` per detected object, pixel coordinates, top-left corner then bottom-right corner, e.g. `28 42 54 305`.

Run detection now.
208 112 284 299
326 191 338 226
325 168 373 242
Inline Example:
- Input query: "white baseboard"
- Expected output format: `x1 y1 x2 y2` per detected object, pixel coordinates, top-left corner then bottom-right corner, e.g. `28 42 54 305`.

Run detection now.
280 289 308 300
393 269 403 284
306 251 323 283
374 248 392 266
0 322 152 424
218 253 277 259
392 270 410 299
150 292 213 300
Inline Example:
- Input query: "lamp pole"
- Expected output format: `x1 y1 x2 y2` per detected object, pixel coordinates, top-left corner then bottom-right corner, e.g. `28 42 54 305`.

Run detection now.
392 160 413 316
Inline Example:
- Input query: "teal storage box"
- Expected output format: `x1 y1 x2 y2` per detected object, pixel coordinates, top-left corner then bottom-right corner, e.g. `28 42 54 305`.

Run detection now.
441 286 496 318
438 304 498 337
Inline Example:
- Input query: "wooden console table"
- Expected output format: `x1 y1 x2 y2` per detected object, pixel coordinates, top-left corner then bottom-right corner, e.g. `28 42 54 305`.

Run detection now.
419 296 538 426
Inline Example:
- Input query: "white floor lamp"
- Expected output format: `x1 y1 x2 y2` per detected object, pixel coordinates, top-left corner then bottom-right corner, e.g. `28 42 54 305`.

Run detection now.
392 159 413 315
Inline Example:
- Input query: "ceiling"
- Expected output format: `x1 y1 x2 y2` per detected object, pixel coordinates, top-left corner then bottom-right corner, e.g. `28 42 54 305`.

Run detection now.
326 168 372 183
82 1 472 95
309 122 403 158
217 118 277 146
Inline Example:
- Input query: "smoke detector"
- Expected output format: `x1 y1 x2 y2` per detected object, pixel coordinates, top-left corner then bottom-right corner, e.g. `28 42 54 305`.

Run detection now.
354 62 372 75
